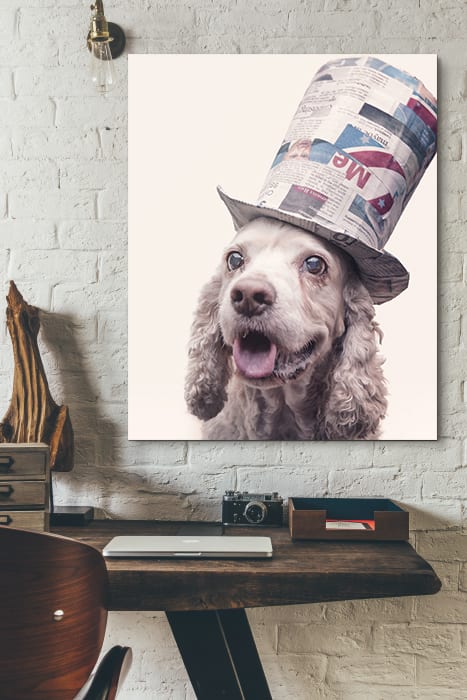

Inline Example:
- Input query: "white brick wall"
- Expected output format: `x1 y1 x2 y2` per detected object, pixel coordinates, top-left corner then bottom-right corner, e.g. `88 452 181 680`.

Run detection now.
1 1 467 697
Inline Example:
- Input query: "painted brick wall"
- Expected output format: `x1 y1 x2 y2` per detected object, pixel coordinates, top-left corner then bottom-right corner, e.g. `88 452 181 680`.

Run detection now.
1 1 466 697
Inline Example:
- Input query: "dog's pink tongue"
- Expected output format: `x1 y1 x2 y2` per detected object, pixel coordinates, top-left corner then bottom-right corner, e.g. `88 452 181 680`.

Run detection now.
233 336 277 379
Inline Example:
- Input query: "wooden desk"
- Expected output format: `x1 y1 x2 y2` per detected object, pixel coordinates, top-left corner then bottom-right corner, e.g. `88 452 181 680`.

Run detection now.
53 520 441 700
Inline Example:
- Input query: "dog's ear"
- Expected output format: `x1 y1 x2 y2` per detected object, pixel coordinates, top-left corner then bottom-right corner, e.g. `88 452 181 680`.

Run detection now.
322 277 387 439
185 272 231 421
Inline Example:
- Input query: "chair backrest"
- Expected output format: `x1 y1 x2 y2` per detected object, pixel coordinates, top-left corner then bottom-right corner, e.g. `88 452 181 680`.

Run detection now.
0 526 109 700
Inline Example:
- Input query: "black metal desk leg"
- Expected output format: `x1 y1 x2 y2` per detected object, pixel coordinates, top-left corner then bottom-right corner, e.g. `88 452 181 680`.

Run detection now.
166 609 272 700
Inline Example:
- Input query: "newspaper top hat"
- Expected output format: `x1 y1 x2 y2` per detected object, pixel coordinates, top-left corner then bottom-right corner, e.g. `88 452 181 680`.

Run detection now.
218 56 437 304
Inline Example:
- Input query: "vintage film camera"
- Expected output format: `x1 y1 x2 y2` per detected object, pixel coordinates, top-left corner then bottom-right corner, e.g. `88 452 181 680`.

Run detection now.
222 490 284 526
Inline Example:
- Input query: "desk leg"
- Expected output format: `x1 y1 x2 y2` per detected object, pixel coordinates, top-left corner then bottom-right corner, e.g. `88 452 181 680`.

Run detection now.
166 609 272 700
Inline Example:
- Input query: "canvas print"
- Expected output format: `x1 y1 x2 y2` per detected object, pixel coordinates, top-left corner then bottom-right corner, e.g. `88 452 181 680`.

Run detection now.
128 54 437 441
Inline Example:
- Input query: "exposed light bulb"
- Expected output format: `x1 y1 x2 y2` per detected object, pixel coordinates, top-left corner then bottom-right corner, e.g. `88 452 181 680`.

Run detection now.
89 39 116 94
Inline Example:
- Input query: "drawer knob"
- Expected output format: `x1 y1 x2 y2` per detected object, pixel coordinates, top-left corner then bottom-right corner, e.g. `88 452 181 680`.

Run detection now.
0 457 14 474
0 515 12 526
0 485 13 498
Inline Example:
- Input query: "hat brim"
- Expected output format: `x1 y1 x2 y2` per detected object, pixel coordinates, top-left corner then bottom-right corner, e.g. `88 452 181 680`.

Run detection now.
217 187 409 305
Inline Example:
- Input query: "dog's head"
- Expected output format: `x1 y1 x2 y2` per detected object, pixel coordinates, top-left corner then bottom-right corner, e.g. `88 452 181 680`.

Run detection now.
217 218 351 388
185 217 386 438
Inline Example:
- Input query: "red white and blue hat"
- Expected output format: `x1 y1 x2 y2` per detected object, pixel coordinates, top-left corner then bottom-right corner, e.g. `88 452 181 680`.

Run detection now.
218 56 437 304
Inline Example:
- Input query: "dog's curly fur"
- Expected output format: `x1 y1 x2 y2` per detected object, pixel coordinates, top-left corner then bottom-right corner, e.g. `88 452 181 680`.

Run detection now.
185 217 387 440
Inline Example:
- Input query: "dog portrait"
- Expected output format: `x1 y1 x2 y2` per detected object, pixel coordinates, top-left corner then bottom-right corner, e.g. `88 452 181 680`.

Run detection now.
128 54 437 441
185 218 387 440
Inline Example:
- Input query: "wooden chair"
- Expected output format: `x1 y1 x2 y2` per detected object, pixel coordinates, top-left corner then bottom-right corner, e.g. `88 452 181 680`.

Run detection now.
0 526 132 700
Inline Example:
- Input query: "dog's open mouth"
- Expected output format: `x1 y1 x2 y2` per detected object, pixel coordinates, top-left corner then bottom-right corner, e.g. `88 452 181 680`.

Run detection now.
233 332 315 380
233 332 277 379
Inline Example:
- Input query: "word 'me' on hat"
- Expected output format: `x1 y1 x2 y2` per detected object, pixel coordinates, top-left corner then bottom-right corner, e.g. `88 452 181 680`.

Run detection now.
218 56 437 304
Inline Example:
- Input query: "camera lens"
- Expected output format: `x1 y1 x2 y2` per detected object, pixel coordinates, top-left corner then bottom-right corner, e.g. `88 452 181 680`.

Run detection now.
244 500 267 524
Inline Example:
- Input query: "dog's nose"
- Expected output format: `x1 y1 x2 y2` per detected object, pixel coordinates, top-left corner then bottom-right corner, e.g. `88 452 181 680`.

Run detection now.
230 279 276 317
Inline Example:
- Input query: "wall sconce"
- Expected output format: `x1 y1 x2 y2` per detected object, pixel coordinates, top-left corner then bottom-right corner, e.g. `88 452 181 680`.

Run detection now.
87 1 126 94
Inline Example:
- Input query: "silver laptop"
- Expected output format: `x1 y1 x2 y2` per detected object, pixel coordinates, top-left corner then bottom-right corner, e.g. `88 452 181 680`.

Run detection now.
103 535 273 559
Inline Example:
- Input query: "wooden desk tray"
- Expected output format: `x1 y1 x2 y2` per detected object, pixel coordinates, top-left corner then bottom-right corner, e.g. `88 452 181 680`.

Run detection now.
289 498 409 541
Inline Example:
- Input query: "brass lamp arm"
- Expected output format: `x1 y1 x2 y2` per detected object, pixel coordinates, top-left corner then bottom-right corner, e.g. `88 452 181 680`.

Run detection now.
87 0 126 59
89 1 110 41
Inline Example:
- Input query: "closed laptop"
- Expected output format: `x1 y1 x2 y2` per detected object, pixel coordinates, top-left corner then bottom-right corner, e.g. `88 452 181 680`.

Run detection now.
103 535 273 559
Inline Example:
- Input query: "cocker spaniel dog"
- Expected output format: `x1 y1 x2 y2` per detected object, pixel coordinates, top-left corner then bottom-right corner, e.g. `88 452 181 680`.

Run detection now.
185 217 387 440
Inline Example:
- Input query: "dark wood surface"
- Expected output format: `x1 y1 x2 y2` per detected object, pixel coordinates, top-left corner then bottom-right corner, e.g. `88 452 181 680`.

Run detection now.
53 520 441 612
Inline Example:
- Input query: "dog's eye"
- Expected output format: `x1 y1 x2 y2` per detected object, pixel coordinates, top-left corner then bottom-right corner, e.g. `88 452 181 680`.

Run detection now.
227 251 244 271
304 256 327 275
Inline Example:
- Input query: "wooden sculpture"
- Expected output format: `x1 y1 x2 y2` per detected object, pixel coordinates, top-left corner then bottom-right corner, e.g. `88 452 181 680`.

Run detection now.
0 281 74 471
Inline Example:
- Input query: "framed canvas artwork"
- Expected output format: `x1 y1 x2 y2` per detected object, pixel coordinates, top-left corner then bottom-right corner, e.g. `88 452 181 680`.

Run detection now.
128 54 437 441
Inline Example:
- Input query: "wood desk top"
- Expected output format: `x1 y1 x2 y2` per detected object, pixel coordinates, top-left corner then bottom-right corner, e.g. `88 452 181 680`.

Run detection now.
53 520 441 612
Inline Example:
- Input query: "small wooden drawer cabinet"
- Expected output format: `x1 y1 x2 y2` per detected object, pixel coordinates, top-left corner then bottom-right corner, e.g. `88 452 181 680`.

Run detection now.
0 443 50 531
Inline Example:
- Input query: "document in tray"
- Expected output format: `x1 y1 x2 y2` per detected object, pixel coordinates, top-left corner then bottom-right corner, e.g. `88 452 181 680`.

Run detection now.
326 520 374 530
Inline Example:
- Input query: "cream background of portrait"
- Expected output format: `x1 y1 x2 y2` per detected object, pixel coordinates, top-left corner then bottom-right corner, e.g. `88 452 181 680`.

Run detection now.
128 54 437 440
